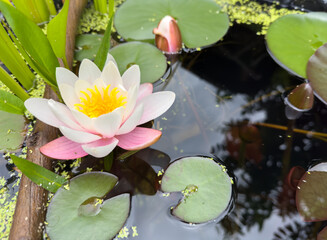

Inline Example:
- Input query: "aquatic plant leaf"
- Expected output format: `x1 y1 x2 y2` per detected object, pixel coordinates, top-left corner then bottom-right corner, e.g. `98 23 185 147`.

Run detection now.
285 83 314 111
47 0 69 67
0 0 59 85
114 0 229 49
12 0 50 24
0 90 26 115
109 42 166 83
286 166 305 191
46 172 130 240
0 110 26 151
266 12 327 78
11 155 66 193
75 34 103 61
94 16 113 70
296 171 327 222
307 43 327 104
318 226 327 240
161 156 232 223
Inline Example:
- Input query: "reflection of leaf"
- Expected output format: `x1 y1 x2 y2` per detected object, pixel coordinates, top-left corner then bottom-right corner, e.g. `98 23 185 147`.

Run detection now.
11 155 66 193
0 90 26 114
161 156 232 223
46 172 130 240
115 0 229 49
109 42 167 83
0 110 26 152
75 34 103 61
134 148 170 169
296 171 327 221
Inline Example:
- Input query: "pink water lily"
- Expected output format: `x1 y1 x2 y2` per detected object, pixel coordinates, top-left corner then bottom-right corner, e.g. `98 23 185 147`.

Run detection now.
25 54 175 159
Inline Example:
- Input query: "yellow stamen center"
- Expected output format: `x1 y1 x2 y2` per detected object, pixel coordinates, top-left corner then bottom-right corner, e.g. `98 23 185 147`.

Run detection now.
74 85 127 118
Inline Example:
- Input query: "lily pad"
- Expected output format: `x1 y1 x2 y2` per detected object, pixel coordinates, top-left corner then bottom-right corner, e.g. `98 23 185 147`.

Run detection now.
0 110 26 152
46 172 130 240
75 34 103 61
307 43 327 104
266 12 327 78
114 0 229 49
109 42 167 83
161 156 233 223
296 170 327 222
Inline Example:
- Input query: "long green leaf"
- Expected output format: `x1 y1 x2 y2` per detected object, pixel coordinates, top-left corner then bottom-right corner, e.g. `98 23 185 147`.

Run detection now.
94 16 113 70
44 0 57 15
109 0 114 18
0 23 34 90
0 90 26 114
47 0 69 68
0 0 59 86
0 67 29 101
12 0 50 24
11 155 67 193
94 0 107 14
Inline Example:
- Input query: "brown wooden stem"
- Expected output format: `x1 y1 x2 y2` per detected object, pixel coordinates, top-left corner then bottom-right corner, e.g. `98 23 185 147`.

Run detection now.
9 86 59 240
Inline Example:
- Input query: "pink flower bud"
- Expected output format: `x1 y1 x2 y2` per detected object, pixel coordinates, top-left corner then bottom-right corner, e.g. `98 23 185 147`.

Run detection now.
153 16 182 54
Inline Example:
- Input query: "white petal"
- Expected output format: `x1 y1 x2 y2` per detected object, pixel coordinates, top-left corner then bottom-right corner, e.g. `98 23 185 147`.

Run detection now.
104 53 118 67
82 138 119 158
70 109 95 133
117 103 144 135
25 98 66 128
101 61 123 87
93 107 124 138
138 91 175 124
123 83 139 121
74 79 92 98
122 65 140 90
59 126 101 143
59 83 80 109
48 99 84 131
79 59 101 84
56 67 78 86
93 78 106 90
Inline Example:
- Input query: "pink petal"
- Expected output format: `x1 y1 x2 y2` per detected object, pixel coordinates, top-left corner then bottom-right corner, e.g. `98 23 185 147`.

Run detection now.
138 91 175 125
79 59 101 83
56 67 78 87
25 98 66 128
59 126 101 143
40 136 88 160
82 138 118 158
116 127 162 150
116 103 144 135
137 83 153 102
122 65 140 90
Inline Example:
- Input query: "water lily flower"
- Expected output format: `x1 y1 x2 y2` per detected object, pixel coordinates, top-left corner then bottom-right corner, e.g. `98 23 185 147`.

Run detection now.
25 54 175 159
153 15 182 54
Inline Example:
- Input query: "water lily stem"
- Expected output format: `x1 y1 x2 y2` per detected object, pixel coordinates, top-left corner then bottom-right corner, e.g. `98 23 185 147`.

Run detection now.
104 152 114 171
281 120 294 178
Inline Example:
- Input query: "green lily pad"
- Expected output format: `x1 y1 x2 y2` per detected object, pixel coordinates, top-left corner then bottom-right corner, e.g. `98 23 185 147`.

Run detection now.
114 0 229 49
46 172 130 240
296 170 327 222
161 156 233 223
0 110 26 152
75 34 103 61
266 12 327 78
109 42 167 83
307 43 327 104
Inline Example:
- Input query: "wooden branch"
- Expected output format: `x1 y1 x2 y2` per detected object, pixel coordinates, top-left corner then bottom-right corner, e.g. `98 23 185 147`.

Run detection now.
9 86 59 240
65 0 88 70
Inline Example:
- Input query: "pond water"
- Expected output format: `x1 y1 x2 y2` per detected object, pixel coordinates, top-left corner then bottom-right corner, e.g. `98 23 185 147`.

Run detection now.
2 1 327 239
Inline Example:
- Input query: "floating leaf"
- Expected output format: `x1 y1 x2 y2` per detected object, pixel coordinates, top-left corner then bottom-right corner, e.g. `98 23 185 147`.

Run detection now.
285 83 314 111
286 166 305 191
296 171 327 222
11 155 66 193
307 43 327 104
75 34 103 61
0 0 59 85
266 12 327 78
0 90 26 114
318 226 327 240
46 172 130 240
114 0 229 49
109 42 167 83
0 110 26 151
47 0 70 67
161 156 232 223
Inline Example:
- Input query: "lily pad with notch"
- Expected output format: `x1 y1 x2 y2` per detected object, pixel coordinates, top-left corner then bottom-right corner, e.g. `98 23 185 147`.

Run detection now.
109 42 167 83
266 12 327 78
46 172 130 240
114 0 229 49
161 156 233 223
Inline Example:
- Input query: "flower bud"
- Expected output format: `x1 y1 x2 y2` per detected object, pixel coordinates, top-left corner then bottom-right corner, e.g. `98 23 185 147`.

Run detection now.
153 15 182 54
